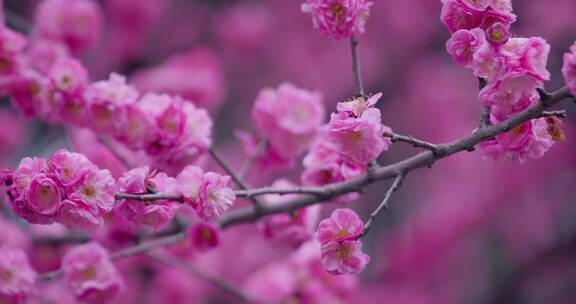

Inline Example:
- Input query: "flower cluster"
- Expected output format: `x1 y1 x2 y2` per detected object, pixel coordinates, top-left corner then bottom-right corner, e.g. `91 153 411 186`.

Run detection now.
259 179 321 248
62 242 123 304
0 248 37 304
562 42 576 96
442 0 564 162
301 0 373 39
177 166 236 222
250 83 325 168
316 208 369 274
0 15 213 174
2 149 116 230
116 165 236 231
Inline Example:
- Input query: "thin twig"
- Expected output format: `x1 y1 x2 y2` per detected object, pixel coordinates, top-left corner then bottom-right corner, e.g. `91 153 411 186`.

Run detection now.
114 193 184 202
4 10 31 32
209 147 264 213
361 172 406 237
239 139 268 179
110 232 187 260
350 37 365 96
478 78 491 128
541 110 567 118
384 131 439 152
148 253 257 303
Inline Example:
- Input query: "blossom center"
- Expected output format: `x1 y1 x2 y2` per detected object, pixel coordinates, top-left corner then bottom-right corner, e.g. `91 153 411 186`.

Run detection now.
330 3 346 20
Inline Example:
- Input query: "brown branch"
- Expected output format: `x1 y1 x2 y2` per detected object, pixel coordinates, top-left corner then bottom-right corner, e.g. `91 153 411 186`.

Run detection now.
384 131 439 152
360 172 406 237
114 193 184 202
147 253 257 303
350 37 365 96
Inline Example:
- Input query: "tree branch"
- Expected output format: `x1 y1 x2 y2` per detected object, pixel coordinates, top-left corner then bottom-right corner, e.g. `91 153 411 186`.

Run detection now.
361 172 406 237
384 131 439 152
350 37 365 96
239 139 268 179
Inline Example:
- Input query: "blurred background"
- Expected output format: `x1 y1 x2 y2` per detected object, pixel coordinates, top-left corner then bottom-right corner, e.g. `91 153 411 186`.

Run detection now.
2 0 576 303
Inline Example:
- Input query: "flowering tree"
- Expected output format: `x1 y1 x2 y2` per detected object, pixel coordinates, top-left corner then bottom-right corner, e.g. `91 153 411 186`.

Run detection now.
0 0 575 303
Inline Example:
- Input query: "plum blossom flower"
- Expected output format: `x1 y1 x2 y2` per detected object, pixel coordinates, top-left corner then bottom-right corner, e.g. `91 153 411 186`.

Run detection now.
327 94 391 164
252 83 325 163
187 222 219 252
562 42 576 95
48 149 94 186
301 0 373 39
440 0 483 33
25 174 62 216
0 248 37 304
320 240 370 274
317 208 364 244
48 57 88 95
62 242 123 304
446 28 487 67
196 172 235 221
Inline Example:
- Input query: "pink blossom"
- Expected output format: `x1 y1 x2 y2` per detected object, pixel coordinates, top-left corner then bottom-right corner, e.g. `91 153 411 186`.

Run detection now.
479 73 540 119
446 28 487 67
62 242 123 304
196 172 235 221
176 165 204 207
301 0 373 39
336 93 382 118
478 6 516 30
23 40 69 74
0 248 37 304
34 0 103 53
502 37 551 81
48 149 94 186
320 240 370 274
69 169 116 212
252 83 325 161
485 22 510 46
260 179 321 248
317 208 364 244
479 118 558 163
85 73 139 136
48 57 88 94
327 108 391 164
561 42 576 95
458 0 490 11
440 0 483 33
187 222 219 252
57 198 104 231
25 174 62 215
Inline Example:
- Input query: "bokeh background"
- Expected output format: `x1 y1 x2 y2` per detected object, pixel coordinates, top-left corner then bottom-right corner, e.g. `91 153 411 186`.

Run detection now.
1 0 576 303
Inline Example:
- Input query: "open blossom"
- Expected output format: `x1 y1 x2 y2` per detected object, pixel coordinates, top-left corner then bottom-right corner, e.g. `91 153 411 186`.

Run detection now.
259 179 321 248
328 94 391 164
321 240 370 274
187 222 219 252
34 0 103 53
301 0 372 39
479 118 560 163
446 28 486 67
117 167 181 231
196 172 235 221
0 248 37 304
317 208 364 244
441 0 516 33
48 57 88 95
562 42 576 95
62 242 123 304
25 174 62 215
252 83 324 162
